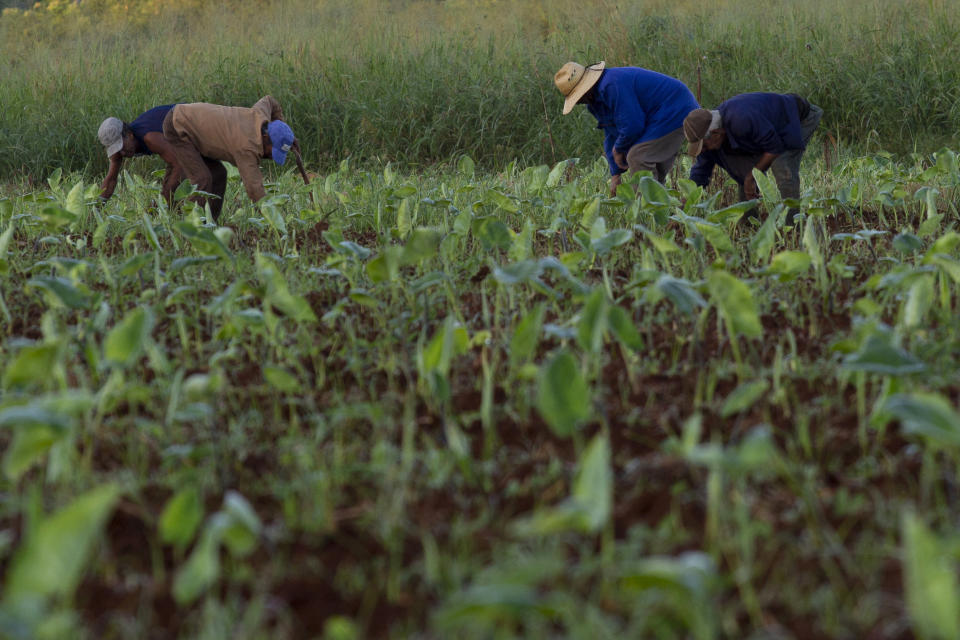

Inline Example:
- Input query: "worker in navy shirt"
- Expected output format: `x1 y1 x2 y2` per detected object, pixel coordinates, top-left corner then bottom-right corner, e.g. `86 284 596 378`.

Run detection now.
97 104 182 204
554 61 699 196
684 93 823 223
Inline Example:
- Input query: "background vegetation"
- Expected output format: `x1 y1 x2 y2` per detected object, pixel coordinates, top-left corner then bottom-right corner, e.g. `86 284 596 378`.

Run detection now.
2 0 959 179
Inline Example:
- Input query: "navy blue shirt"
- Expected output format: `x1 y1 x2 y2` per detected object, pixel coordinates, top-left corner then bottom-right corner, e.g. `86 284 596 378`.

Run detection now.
690 93 805 187
586 68 699 176
128 104 176 156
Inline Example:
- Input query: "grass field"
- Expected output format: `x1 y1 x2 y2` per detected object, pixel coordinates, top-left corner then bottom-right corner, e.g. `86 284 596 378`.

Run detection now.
2 1 960 639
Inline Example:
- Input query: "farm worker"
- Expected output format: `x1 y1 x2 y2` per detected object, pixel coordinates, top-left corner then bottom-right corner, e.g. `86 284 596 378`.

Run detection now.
683 92 823 224
553 61 699 196
97 104 182 203
161 95 295 222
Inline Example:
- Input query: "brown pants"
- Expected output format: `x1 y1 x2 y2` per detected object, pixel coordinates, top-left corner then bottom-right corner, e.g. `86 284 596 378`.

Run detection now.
162 108 227 221
625 127 686 183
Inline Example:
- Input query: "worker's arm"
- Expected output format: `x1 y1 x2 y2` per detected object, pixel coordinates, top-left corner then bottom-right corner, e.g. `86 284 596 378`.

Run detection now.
99 154 123 200
143 131 183 206
235 153 267 203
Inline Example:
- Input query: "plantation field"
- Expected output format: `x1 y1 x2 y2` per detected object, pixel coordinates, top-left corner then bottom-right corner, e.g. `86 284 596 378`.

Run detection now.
1 147 960 638
3 0 960 638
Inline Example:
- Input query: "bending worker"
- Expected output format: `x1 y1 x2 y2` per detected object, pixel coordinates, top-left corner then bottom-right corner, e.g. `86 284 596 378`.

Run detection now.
554 61 699 195
683 92 823 224
161 95 295 222
97 104 181 203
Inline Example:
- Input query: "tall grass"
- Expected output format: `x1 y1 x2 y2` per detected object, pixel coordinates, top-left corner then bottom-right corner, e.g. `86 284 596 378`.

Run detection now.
2 0 959 178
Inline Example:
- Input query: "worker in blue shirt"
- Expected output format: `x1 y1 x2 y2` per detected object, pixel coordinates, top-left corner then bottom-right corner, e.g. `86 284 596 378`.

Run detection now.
554 61 699 196
683 93 822 224
97 104 182 204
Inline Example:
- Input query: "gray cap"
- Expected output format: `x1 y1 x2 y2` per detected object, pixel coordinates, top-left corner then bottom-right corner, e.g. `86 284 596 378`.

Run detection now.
98 117 124 157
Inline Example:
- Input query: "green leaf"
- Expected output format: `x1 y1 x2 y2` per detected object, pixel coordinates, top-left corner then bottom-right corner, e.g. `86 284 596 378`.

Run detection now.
570 434 612 532
546 159 574 187
720 380 769 418
638 176 670 207
118 252 154 277
536 350 590 437
885 393 960 448
27 276 94 310
3 343 59 389
901 275 934 330
752 167 781 203
39 205 77 230
655 276 707 315
607 304 643 351
591 229 633 257
767 250 812 282
893 233 923 254
707 271 763 339
402 227 442 265
5 484 120 606
104 307 155 367
486 190 518 214
172 527 220 605
577 288 607 354
457 155 475 178
0 221 15 276
175 221 234 262
580 196 601 230
695 221 734 253
749 206 780 263
264 366 301 393
159 488 204 549
395 197 412 238
475 219 512 251
509 304 545 368
493 260 540 285
64 180 85 218
707 200 760 224
902 512 960 640
841 335 925 375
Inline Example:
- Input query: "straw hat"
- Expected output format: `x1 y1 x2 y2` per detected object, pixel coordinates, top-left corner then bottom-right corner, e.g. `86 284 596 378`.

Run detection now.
554 61 606 115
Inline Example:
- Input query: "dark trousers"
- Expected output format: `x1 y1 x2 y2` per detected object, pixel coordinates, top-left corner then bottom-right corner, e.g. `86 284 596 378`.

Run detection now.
162 109 227 222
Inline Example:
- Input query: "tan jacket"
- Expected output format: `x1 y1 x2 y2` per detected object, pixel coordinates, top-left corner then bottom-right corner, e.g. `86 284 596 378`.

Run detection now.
170 96 284 202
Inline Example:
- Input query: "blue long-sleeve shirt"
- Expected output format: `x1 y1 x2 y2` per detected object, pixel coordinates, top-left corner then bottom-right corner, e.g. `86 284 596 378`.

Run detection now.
586 68 699 176
690 93 806 187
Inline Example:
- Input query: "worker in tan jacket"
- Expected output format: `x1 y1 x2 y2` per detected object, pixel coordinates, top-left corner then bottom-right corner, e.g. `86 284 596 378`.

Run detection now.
161 95 296 222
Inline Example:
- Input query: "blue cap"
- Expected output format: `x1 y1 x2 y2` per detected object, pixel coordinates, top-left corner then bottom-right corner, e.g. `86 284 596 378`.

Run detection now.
267 120 295 165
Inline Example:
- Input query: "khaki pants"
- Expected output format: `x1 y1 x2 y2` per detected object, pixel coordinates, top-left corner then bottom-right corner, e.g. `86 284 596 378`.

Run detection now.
625 127 686 183
162 108 227 221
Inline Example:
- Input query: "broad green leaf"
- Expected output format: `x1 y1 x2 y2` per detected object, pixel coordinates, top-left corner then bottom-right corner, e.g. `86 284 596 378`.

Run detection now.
175 221 234 262
118 252 154 277
494 260 540 285
720 380 769 418
639 226 681 255
4 423 64 480
638 176 670 207
64 180 85 218
0 221 15 275
707 271 762 339
402 227 442 265
509 304 545 368
752 167 781 203
903 512 960 640
457 155 475 178
475 219 512 251
159 488 204 549
487 190 518 214
264 366 301 393
885 393 960 448
172 528 220 605
536 350 590 437
695 221 733 253
348 289 380 308
104 307 155 366
580 196 601 230
767 250 812 282
546 159 574 187
570 434 612 531
395 198 412 237
901 275 934 330
3 343 59 389
607 304 643 351
924 232 960 260
893 233 923 254
928 254 960 284
27 276 94 310
749 206 779 263
655 275 707 315
577 288 607 354
39 205 77 230
221 492 262 557
591 229 633 256
707 200 760 224
841 335 925 375
5 484 120 605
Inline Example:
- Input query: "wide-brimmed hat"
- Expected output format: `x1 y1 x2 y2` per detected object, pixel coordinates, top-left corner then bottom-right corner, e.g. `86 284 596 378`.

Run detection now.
98 117 124 157
683 108 717 156
554 61 606 115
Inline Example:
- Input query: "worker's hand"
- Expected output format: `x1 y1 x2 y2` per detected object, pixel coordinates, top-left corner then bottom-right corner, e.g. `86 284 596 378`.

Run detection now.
744 173 760 200
613 149 628 170
609 173 622 197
